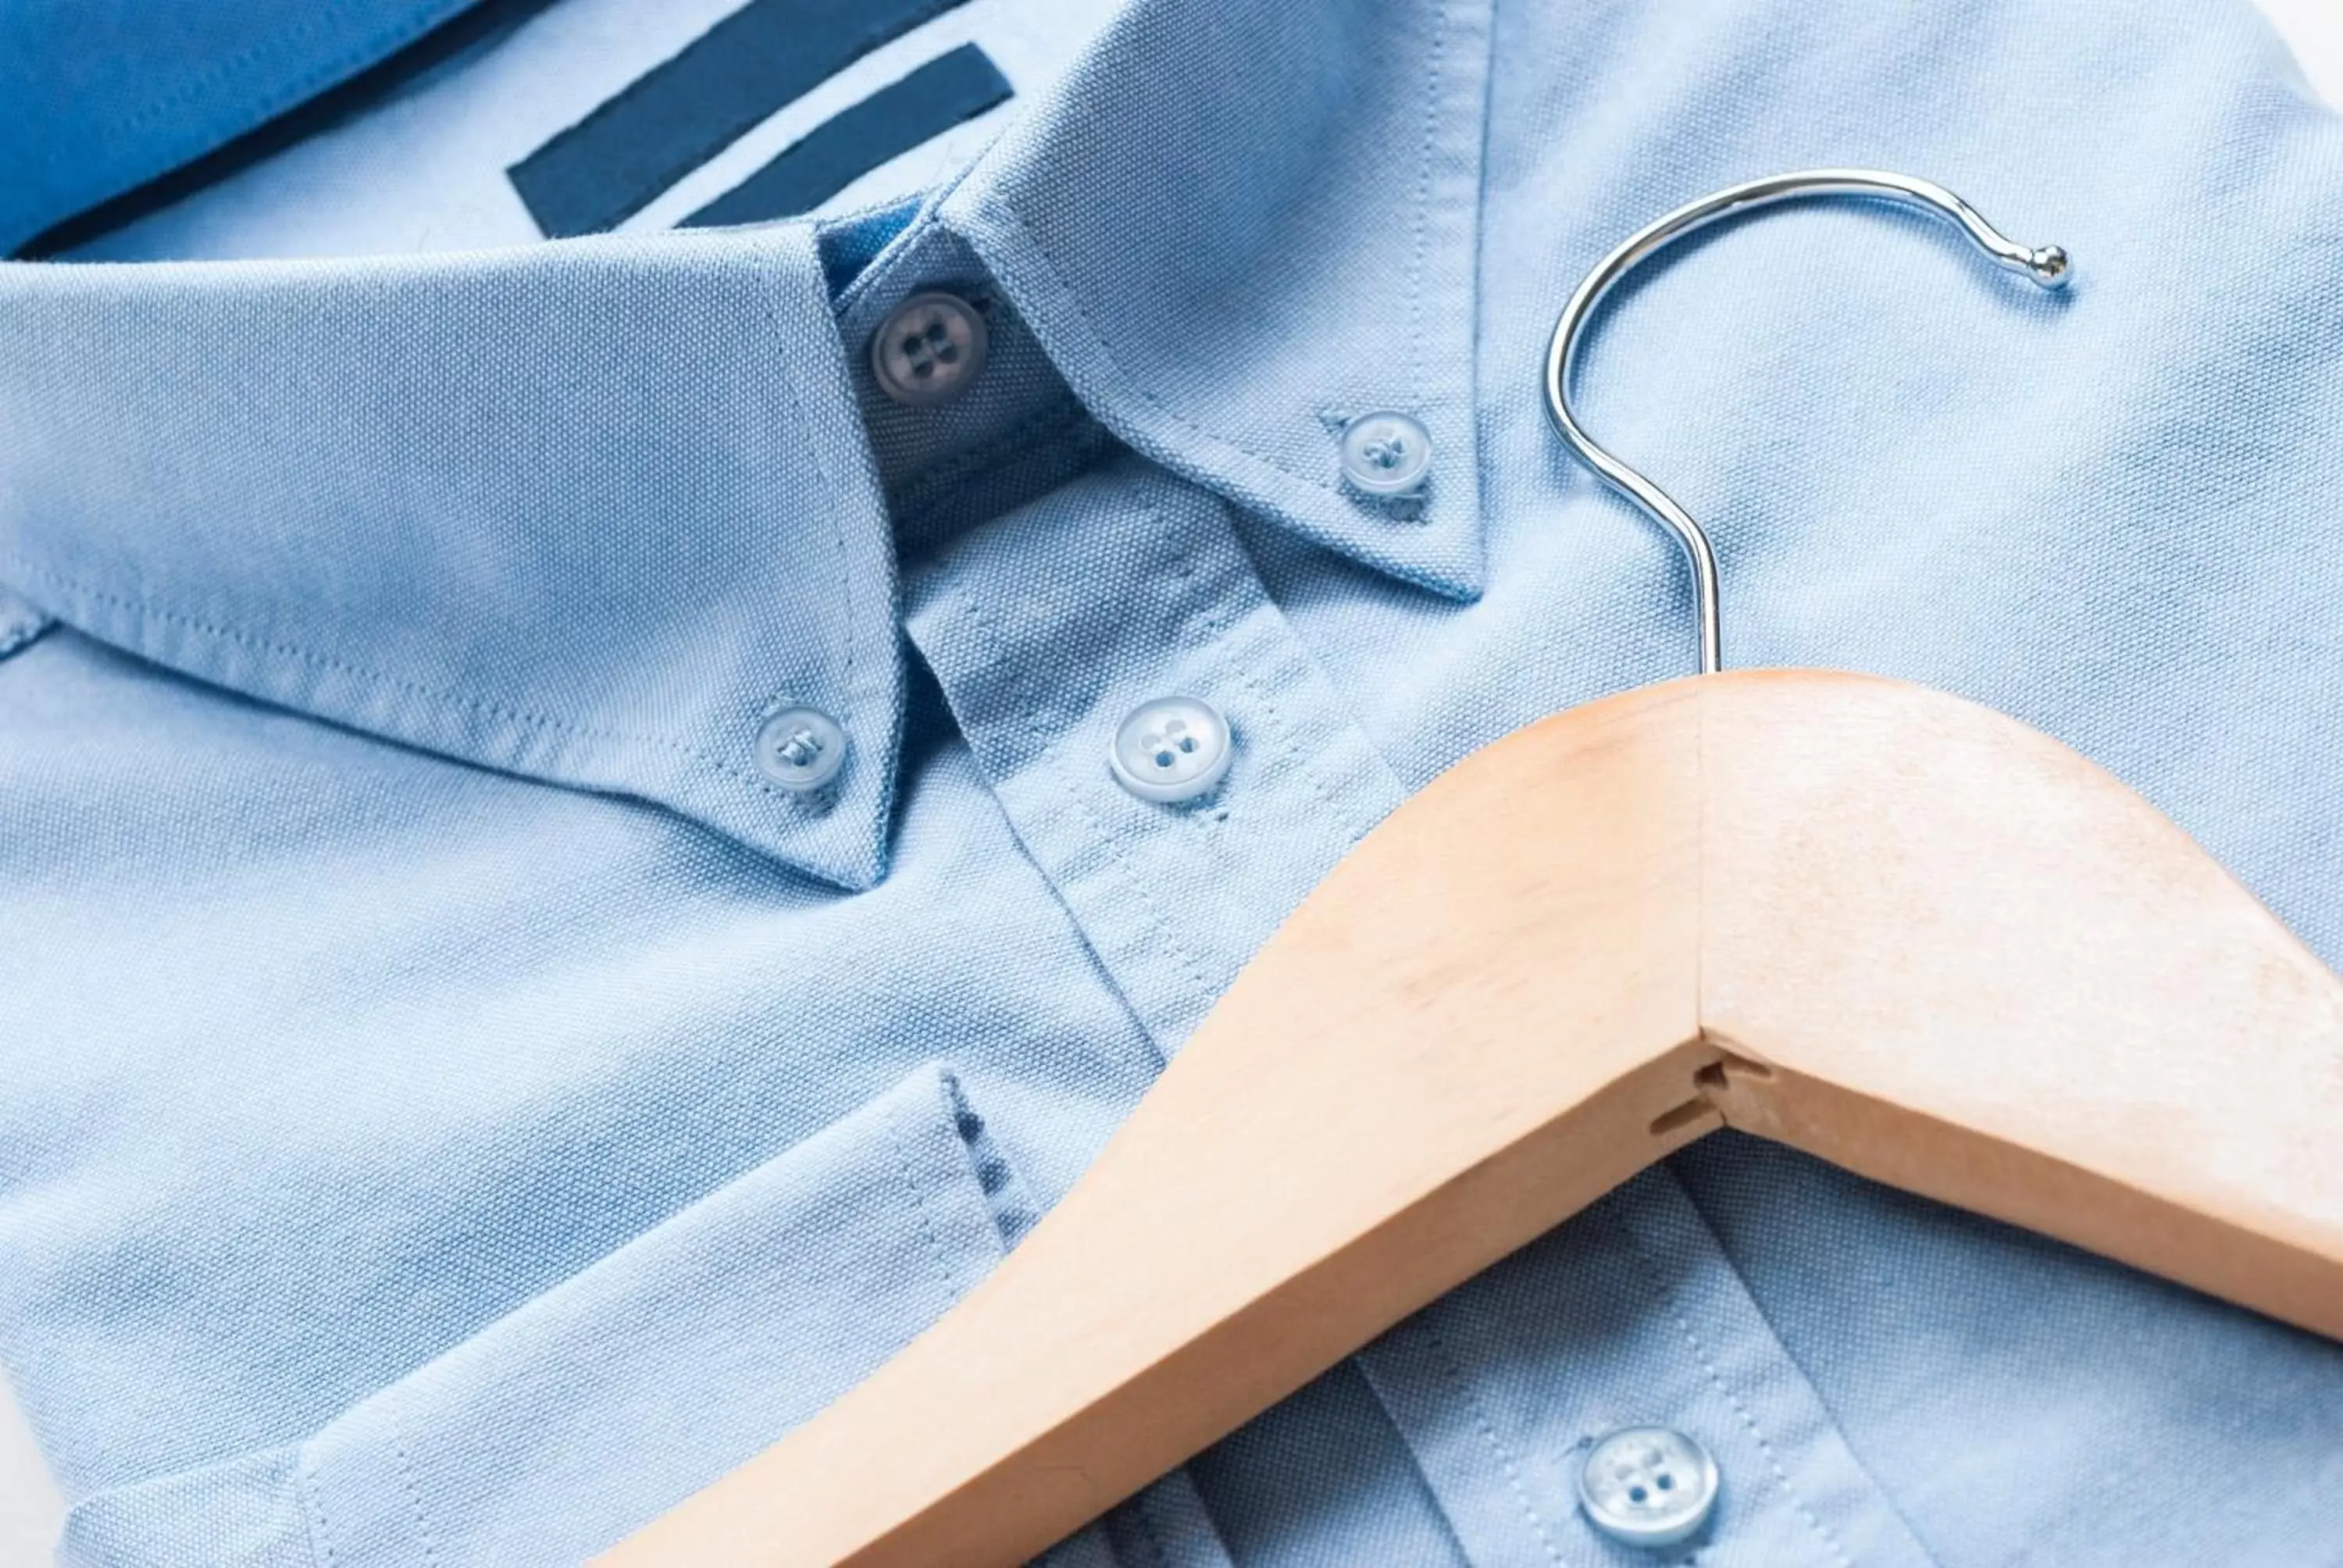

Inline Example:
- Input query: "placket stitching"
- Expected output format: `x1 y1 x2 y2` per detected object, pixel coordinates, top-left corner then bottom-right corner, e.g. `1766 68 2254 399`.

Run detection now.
1420 1317 1568 1566
1178 533 1361 832
952 567 1219 1026
299 1454 342 1568
391 1416 440 1567
1619 1217 1854 1568
1665 1177 1947 1567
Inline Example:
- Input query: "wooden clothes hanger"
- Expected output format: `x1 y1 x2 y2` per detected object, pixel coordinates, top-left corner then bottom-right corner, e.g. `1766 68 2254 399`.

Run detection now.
605 172 2343 1567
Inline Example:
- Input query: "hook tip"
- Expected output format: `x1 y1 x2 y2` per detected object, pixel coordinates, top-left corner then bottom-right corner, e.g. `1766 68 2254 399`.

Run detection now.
2027 244 2074 288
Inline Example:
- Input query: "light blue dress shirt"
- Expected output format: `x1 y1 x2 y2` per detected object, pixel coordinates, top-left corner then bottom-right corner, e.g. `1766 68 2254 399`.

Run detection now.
5 0 2343 1563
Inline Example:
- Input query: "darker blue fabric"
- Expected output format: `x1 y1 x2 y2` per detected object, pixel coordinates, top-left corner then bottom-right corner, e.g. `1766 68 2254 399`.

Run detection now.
0 0 488 255
506 0 973 237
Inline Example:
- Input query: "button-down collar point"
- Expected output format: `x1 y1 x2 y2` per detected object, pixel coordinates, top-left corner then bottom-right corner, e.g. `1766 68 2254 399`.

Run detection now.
935 0 1493 603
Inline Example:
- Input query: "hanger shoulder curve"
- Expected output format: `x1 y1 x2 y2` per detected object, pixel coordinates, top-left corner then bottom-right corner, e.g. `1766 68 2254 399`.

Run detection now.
1697 672 2343 1323
604 670 2343 1568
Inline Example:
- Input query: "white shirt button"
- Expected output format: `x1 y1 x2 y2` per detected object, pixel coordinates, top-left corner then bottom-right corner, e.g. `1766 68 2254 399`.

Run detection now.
1338 410 1433 497
754 706 848 792
1578 1426 1720 1549
1109 696 1232 804
869 291 990 407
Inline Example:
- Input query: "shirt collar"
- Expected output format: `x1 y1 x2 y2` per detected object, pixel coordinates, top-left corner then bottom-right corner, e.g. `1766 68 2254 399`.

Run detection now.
0 0 1492 889
937 0 1493 601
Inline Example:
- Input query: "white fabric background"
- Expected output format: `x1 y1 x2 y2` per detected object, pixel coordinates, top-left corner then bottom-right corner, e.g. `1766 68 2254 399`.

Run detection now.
3 0 2340 1557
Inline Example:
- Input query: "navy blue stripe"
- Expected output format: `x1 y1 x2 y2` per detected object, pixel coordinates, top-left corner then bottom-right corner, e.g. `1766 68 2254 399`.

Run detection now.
507 0 969 238
684 44 1012 230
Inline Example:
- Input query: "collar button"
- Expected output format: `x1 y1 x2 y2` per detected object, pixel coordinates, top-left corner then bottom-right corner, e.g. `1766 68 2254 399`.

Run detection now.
754 706 849 793
870 290 990 407
1339 410 1434 497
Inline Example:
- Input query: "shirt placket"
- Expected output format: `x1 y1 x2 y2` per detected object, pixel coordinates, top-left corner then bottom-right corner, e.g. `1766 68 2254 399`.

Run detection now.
901 455 1407 1052
900 449 1930 1566
1353 1165 1940 1566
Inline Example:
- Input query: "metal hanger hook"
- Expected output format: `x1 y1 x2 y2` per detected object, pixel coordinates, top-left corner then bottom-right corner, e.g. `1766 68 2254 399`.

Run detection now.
1543 169 2072 675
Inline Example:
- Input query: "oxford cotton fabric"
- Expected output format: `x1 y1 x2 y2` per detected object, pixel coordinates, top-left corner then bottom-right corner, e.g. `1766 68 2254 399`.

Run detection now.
5 0 2343 1563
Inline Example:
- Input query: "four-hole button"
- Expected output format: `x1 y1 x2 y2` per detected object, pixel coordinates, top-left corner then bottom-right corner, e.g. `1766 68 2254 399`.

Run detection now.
870 291 990 407
1577 1426 1719 1548
1109 696 1232 804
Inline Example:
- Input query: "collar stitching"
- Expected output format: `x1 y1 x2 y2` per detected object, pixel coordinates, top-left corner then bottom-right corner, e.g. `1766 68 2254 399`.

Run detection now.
747 234 900 875
754 254 865 744
829 152 986 321
0 549 817 807
965 198 1368 503
1403 0 1452 404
